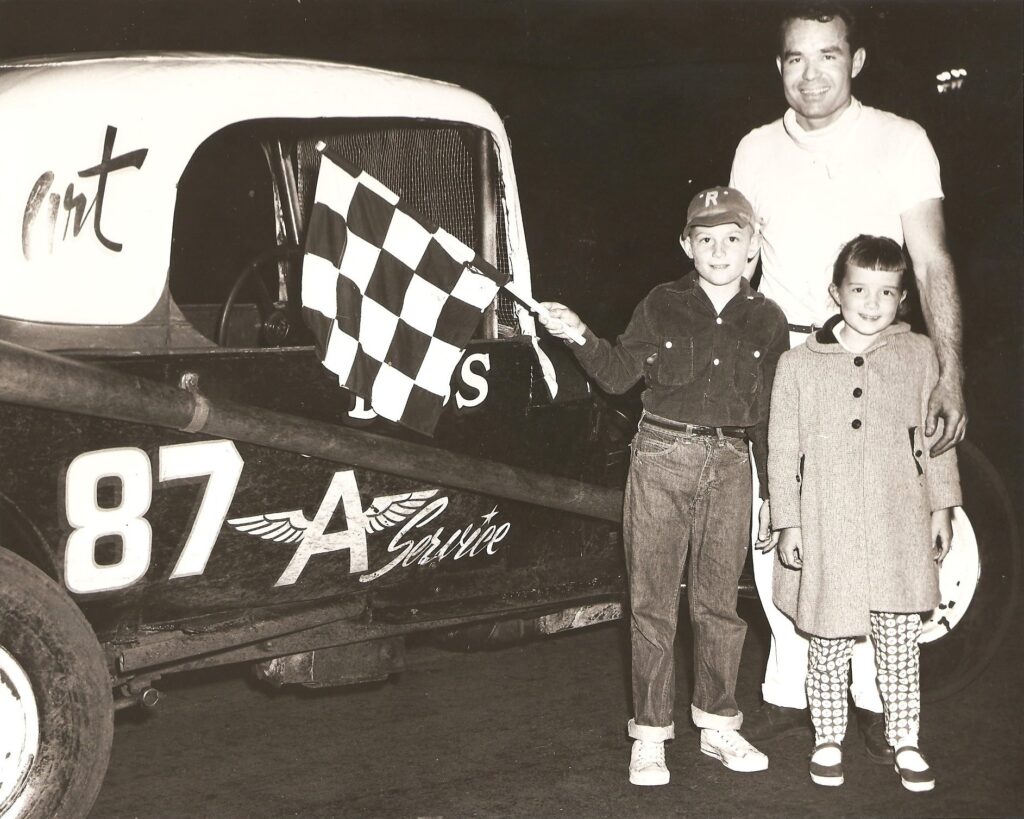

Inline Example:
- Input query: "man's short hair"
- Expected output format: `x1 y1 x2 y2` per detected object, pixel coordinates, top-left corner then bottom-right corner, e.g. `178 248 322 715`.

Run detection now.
777 3 860 56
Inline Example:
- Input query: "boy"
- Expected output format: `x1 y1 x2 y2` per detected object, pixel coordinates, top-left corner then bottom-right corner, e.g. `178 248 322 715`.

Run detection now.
539 187 789 786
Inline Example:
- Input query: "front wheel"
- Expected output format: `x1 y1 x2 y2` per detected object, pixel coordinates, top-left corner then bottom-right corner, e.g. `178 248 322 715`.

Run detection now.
920 441 1021 701
0 549 113 818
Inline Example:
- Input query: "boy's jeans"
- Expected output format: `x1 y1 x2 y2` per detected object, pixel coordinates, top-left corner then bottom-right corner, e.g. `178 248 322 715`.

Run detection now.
624 416 751 742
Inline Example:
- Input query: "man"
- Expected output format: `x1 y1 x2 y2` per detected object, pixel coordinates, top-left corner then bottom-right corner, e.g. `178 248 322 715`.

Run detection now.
730 3 967 763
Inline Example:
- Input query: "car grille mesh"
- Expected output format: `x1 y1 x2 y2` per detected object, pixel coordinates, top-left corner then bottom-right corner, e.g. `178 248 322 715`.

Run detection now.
295 126 519 337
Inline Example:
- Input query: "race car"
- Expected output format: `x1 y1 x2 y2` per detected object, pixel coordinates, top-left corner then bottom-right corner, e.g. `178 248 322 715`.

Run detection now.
0 53 1016 818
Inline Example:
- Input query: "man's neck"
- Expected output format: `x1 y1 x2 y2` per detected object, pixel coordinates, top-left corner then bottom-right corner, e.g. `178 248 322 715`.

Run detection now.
786 97 862 143
697 278 741 314
794 97 854 132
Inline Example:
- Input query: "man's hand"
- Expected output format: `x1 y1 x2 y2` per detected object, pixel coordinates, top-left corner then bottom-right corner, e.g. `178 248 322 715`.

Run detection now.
931 507 954 565
925 376 968 456
538 302 588 341
902 198 966 457
778 527 803 570
755 498 780 553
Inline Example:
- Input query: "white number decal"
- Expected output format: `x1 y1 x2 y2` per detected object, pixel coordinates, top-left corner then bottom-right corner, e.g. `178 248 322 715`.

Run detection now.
65 441 243 593
160 440 244 578
275 470 368 586
65 447 153 594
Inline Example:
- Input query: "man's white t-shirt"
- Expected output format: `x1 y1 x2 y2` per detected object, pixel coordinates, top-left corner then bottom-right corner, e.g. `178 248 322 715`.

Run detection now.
730 98 943 327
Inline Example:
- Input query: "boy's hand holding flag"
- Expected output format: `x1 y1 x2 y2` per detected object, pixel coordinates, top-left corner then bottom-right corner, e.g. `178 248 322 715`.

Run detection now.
503 283 586 345
533 300 588 345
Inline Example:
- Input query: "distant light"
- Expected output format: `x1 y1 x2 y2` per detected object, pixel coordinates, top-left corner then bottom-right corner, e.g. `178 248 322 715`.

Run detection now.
935 66 968 95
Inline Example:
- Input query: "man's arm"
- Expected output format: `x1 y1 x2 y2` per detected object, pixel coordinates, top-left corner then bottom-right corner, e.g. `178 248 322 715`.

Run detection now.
901 197 967 456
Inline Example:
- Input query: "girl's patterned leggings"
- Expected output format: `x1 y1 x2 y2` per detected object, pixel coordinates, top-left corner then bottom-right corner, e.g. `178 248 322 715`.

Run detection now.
807 611 922 747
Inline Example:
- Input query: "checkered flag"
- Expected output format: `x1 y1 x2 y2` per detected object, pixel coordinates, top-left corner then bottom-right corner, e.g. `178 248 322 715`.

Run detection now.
301 145 509 435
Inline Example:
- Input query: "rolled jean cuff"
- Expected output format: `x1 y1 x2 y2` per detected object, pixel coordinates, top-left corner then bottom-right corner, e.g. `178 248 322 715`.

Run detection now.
627 719 675 742
691 704 743 731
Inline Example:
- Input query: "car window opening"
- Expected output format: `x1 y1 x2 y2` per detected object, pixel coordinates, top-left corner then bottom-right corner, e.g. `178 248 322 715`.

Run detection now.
169 118 521 351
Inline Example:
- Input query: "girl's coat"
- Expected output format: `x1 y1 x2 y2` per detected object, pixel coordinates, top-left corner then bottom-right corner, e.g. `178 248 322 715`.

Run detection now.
768 320 962 638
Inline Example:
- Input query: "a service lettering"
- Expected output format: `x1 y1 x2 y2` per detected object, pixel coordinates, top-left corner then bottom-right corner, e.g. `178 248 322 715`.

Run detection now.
63 442 511 594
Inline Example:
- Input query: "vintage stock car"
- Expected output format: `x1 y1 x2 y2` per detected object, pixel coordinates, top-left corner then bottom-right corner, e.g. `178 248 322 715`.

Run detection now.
0 53 1017 818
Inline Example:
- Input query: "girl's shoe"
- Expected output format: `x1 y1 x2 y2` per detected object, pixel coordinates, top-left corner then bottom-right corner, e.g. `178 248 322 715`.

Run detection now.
809 741 844 786
894 745 935 792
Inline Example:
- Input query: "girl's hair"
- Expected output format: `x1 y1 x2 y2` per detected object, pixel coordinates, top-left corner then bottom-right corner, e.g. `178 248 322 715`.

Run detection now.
832 234 909 287
832 234 911 315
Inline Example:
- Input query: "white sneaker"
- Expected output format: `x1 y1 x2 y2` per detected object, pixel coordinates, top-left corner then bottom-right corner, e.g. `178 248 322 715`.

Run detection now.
629 739 670 786
700 729 769 772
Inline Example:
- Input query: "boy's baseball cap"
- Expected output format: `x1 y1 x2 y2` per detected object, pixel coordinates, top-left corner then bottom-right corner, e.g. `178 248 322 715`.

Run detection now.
684 186 754 233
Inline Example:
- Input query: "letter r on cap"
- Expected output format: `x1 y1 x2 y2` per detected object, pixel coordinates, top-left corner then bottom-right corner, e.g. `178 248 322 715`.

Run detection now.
704 191 719 206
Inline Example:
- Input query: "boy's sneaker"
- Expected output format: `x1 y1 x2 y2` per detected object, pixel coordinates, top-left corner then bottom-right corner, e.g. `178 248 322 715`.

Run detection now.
700 729 769 772
629 739 669 786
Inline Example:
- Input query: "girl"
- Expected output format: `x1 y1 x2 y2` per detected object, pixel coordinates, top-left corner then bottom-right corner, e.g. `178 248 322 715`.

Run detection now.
767 234 961 792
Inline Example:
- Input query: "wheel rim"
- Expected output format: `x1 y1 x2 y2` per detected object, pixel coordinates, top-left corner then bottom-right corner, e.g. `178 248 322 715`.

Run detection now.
0 646 40 817
919 507 980 644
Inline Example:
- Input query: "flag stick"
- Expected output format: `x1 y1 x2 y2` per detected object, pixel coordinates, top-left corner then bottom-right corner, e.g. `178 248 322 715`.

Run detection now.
502 280 586 345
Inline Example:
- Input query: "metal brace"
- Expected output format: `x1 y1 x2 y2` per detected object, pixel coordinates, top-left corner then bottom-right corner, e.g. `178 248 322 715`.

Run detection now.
178 371 211 434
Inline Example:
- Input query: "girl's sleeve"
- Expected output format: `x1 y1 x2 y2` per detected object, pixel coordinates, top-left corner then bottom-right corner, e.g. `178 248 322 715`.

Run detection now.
768 351 802 528
920 341 963 511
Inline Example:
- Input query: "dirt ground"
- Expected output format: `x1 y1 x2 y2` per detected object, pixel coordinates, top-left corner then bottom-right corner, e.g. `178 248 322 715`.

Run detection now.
90 598 1023 818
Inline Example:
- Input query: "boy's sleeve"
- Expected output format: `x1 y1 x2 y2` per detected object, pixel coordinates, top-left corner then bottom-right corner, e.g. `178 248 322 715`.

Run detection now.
571 294 657 395
919 340 962 510
749 309 790 499
767 349 802 528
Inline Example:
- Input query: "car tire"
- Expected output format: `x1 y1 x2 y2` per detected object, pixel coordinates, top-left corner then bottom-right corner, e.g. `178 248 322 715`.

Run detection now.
920 441 1021 702
0 549 113 819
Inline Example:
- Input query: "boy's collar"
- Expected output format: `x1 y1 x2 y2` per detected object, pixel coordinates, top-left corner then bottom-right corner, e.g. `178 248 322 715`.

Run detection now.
810 313 911 351
675 270 761 301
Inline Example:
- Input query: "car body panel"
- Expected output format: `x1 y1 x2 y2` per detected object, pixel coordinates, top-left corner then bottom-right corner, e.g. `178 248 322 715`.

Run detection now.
0 52 632 682
0 53 535 328
0 337 622 651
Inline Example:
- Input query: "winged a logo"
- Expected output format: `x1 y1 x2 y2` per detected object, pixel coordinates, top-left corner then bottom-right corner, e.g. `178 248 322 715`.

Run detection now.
227 489 439 543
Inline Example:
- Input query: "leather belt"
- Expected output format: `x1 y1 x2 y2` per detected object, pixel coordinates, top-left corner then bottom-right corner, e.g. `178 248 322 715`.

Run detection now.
641 415 748 440
788 323 819 334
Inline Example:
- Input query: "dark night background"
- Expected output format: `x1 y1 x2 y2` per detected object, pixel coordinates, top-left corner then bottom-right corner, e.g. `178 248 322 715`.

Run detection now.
2 0 1021 497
